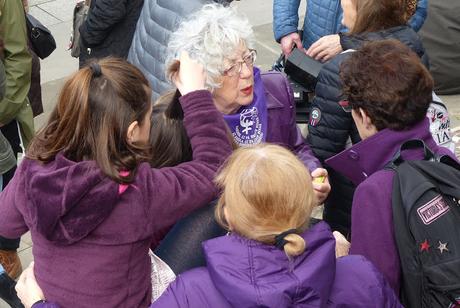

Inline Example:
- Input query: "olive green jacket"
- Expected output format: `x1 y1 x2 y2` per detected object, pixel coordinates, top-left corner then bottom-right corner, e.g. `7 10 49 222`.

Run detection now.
0 60 16 174
0 0 34 148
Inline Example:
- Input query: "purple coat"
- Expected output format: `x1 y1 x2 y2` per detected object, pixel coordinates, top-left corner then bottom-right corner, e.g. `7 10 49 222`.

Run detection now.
326 118 456 293
152 222 401 307
0 91 233 308
262 71 321 172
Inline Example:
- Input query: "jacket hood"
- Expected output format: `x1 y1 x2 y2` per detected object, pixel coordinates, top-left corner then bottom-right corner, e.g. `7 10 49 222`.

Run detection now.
202 222 336 307
350 25 429 67
23 153 121 245
326 118 453 185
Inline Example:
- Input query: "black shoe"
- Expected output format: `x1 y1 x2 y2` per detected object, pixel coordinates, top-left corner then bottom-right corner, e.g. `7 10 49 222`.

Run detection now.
0 272 24 308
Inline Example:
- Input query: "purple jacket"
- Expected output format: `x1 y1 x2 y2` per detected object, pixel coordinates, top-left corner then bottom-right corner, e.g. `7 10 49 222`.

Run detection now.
326 118 456 293
151 222 401 307
262 71 321 172
0 91 233 308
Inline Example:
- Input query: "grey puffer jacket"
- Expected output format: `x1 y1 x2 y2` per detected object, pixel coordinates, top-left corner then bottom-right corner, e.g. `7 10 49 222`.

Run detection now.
128 0 232 100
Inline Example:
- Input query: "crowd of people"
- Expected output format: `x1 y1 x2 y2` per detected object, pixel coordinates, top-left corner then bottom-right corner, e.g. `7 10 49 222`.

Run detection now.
0 0 459 307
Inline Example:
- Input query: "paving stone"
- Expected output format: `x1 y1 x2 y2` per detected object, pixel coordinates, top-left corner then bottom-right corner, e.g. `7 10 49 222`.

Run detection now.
29 5 61 27
30 0 54 6
37 0 75 22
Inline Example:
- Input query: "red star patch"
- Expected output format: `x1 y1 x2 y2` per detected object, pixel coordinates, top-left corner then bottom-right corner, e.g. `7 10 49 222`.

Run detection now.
420 239 430 252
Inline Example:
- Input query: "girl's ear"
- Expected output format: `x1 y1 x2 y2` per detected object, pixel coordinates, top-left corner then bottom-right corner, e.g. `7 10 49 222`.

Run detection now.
127 121 139 144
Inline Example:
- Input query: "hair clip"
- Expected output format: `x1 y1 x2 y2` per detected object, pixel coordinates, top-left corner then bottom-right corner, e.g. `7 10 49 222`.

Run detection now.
274 228 298 250
89 62 102 77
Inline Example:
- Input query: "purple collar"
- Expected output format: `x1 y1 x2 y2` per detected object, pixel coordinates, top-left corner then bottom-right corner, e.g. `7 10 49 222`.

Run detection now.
326 118 453 185
223 67 268 146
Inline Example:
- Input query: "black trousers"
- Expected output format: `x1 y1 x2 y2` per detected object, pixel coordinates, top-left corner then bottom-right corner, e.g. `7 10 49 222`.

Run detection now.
154 201 226 275
0 121 21 251
154 202 325 275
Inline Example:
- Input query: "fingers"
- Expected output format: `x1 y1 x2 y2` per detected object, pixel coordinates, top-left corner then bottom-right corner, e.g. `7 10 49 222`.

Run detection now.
306 40 322 58
333 231 350 258
306 35 342 61
311 168 330 205
281 32 303 57
173 51 207 96
293 37 303 50
311 167 328 178
15 261 45 308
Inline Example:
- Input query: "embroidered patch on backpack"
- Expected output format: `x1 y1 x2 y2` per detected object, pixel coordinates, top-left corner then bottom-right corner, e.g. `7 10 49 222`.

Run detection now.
309 108 321 126
417 195 450 225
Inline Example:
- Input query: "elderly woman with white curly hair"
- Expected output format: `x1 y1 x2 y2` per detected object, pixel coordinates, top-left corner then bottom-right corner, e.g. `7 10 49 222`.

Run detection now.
167 3 330 200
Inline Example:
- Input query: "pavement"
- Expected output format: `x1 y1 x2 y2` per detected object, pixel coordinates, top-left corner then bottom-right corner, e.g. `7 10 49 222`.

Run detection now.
1 1 459 306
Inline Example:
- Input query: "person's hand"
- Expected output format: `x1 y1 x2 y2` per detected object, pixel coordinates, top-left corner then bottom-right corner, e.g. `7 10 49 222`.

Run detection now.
333 231 350 258
280 32 304 57
171 51 207 96
15 262 45 308
306 34 342 62
311 168 331 205
22 0 29 12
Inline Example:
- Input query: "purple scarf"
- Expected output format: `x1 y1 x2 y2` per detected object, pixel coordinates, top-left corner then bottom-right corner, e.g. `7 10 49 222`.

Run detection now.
223 68 268 146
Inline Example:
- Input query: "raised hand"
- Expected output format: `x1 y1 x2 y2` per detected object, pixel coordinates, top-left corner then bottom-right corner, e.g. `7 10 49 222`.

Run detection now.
170 51 207 96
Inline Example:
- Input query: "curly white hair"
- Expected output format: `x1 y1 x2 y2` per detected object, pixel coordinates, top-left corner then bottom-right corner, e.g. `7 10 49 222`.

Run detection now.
166 3 255 90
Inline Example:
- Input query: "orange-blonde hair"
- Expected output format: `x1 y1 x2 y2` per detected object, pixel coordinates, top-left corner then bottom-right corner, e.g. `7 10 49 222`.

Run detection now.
215 144 315 257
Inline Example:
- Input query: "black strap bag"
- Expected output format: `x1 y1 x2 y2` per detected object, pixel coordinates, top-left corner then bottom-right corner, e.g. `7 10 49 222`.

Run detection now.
25 14 56 59
387 139 460 308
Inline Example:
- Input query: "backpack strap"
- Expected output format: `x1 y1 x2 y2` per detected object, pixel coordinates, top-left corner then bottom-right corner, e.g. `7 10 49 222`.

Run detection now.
385 139 436 170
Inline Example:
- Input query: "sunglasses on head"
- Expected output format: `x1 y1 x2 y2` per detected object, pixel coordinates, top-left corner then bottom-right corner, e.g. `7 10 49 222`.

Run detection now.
339 100 353 113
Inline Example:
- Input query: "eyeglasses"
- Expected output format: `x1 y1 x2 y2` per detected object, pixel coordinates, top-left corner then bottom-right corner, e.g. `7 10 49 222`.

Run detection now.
224 49 257 77
339 100 353 113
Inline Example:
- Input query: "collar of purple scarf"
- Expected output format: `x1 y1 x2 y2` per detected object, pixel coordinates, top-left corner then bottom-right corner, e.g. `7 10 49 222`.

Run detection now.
223 67 268 146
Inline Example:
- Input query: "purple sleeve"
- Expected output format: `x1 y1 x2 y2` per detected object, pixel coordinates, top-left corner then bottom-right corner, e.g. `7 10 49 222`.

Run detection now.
32 302 61 308
151 268 228 308
284 78 322 172
144 90 233 241
0 162 29 238
291 125 322 172
331 255 403 307
349 172 401 293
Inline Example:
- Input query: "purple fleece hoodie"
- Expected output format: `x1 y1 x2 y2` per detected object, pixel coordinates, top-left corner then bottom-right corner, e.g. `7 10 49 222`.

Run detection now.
326 118 457 293
151 222 401 308
0 90 232 308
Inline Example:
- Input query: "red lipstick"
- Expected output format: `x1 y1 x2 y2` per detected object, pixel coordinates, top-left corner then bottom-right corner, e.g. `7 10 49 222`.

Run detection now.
241 85 253 95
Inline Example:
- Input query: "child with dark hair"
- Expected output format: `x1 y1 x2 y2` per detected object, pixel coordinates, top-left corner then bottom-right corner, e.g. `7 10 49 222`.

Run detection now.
326 39 458 293
0 54 233 307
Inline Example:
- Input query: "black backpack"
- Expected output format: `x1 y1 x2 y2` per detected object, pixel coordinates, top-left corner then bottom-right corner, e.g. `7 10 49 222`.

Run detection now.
387 139 460 308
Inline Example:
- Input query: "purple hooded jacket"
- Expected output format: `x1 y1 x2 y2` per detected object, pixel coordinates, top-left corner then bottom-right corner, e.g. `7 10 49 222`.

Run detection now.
151 222 401 308
326 118 457 293
0 90 233 308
